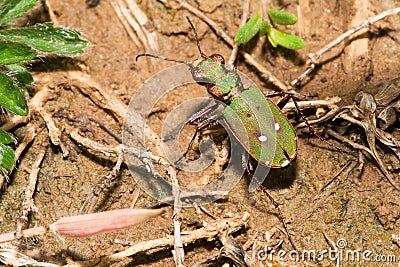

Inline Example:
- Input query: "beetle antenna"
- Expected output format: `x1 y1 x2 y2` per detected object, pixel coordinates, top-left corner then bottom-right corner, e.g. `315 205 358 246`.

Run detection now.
186 16 207 59
136 53 193 67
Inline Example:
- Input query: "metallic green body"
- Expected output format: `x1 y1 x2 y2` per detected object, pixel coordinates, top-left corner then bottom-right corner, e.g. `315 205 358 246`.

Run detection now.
136 42 297 168
192 58 297 167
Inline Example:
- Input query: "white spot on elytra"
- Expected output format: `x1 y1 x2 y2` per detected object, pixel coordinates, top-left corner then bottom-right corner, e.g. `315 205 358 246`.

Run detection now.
274 122 280 131
281 159 290 167
258 135 268 142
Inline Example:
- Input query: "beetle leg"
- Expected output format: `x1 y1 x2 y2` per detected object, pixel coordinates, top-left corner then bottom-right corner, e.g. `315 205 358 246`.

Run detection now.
264 91 291 109
290 98 341 150
175 103 223 164
184 114 220 157
188 102 219 124
242 153 297 249
243 159 279 208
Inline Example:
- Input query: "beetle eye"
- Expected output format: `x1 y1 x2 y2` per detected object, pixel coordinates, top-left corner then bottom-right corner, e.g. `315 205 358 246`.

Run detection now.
209 54 225 65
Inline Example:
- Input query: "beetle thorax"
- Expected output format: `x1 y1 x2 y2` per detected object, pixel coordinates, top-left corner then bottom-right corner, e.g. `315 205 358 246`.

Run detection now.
189 54 243 102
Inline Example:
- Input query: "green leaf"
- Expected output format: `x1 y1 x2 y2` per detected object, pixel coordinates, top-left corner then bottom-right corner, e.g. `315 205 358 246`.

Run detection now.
4 64 33 97
0 42 36 64
0 71 28 115
4 64 33 85
0 142 14 169
235 14 263 43
0 23 90 55
267 31 278 47
0 128 13 144
268 9 298 25
267 28 305 50
0 0 38 26
259 21 271 36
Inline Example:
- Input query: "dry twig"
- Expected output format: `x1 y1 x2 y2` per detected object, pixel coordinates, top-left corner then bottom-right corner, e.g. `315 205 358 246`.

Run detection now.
79 147 125 213
68 71 164 156
337 111 400 191
69 128 185 265
111 0 159 53
15 136 49 237
68 71 186 262
0 248 58 267
110 0 142 49
291 7 400 86
227 0 249 67
321 161 354 191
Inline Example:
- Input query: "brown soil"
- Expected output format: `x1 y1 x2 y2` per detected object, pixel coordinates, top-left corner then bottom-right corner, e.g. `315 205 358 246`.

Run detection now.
1 0 400 266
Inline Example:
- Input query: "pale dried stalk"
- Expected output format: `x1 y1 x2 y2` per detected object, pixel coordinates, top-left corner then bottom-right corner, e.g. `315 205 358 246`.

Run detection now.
37 108 61 146
281 97 342 127
70 128 185 265
281 97 341 112
0 248 59 267
159 115 184 265
297 0 311 37
171 166 184 266
70 129 122 157
69 129 169 179
111 0 159 53
227 0 250 67
342 0 371 74
110 0 142 48
16 138 48 237
327 128 372 153
338 113 400 191
296 108 340 128
68 71 127 123
115 0 150 51
79 147 125 213
124 0 159 52
0 226 47 244
68 71 164 156
43 0 59 27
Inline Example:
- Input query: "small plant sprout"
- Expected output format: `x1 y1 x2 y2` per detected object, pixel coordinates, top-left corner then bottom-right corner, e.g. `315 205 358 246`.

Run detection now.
235 1 305 50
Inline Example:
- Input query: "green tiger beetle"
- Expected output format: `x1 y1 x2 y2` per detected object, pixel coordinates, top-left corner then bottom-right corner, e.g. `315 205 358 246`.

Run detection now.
136 17 317 247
